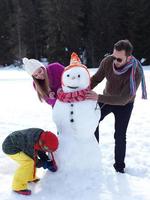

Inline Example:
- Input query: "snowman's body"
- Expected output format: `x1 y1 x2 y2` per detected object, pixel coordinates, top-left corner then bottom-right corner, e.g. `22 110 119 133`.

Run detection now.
53 55 101 172
53 100 100 171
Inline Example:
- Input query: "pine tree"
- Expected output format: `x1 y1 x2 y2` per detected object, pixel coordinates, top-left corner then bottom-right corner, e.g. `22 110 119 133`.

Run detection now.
83 0 111 67
127 0 150 64
1 0 150 65
84 0 129 67
41 0 84 65
0 0 14 65
19 0 41 59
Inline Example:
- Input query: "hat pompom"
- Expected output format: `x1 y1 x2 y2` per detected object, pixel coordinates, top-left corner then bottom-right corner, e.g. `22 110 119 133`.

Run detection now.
22 57 29 65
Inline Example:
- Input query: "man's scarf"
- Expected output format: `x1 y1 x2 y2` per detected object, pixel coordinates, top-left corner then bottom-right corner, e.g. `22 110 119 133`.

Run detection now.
57 87 90 102
113 56 147 99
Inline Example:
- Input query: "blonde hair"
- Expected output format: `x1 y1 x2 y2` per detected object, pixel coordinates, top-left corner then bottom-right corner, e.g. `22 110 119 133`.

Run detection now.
32 70 50 102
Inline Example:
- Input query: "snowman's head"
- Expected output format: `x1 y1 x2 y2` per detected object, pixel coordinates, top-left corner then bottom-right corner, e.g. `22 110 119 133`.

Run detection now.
62 53 90 93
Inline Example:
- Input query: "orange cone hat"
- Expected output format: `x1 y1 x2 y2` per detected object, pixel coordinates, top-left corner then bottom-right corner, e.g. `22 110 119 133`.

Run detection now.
65 52 87 70
70 52 81 66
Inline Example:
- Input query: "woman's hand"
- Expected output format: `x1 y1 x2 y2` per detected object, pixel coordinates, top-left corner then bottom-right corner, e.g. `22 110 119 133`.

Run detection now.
49 91 55 99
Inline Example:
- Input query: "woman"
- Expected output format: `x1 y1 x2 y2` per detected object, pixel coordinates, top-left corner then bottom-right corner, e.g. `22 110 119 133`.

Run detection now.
23 58 64 107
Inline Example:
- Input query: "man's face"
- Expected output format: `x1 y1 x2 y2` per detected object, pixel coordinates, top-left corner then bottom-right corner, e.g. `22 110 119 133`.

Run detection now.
112 49 130 68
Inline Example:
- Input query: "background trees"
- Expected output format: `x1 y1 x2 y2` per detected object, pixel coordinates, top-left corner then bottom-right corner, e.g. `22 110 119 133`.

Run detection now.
0 0 150 66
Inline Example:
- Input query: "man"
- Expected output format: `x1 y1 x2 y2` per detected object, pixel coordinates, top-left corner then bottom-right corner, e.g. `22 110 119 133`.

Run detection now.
86 39 147 173
2 128 59 195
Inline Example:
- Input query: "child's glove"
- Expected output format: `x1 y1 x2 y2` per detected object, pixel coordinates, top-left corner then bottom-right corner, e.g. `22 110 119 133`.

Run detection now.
43 160 58 172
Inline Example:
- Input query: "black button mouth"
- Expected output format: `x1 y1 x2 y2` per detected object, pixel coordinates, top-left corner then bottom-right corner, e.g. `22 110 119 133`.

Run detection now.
67 86 79 89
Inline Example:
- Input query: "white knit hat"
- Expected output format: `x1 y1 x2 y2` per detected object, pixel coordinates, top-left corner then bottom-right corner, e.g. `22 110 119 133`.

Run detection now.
22 57 45 76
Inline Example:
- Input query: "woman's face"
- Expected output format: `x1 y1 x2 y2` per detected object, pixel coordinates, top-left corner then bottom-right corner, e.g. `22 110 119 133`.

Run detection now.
32 67 45 80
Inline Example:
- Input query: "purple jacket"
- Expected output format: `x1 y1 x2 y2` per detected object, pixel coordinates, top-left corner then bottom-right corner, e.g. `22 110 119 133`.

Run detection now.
43 62 64 107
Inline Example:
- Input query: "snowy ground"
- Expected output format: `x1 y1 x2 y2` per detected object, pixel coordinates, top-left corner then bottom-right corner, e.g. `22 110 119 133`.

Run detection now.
0 66 150 200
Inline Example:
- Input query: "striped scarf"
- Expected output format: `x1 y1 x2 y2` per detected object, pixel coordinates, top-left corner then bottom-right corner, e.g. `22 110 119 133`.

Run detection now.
57 87 90 103
113 56 147 99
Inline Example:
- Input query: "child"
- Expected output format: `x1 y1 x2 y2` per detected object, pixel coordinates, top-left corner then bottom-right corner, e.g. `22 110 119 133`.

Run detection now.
2 128 59 195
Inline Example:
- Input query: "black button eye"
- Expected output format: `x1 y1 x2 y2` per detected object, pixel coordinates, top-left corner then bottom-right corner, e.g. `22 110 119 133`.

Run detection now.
78 74 80 78
67 74 70 77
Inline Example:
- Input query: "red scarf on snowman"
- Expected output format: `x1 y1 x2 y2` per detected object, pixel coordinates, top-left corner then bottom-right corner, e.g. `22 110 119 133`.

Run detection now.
57 86 90 103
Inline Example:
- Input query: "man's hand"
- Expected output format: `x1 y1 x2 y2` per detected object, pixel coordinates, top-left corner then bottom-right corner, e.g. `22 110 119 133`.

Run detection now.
85 90 99 101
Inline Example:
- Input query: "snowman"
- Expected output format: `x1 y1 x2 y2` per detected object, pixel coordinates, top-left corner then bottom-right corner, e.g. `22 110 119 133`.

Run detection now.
53 53 101 172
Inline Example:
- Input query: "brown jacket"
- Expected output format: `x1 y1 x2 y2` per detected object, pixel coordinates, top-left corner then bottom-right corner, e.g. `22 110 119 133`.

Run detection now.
91 56 142 105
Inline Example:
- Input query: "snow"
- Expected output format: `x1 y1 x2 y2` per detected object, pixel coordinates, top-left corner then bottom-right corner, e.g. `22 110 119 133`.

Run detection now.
0 66 150 200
